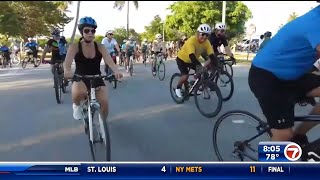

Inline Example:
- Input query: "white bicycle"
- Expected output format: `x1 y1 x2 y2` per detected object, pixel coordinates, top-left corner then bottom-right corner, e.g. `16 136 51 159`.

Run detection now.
72 74 116 161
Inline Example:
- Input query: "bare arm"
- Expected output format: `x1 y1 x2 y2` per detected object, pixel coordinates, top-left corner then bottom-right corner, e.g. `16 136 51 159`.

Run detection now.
41 45 50 61
115 43 120 54
98 44 119 73
224 46 233 57
63 43 78 72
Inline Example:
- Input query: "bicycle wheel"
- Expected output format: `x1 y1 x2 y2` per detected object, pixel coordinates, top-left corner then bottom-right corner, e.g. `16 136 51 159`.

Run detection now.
223 63 233 77
21 57 28 69
214 71 234 101
88 106 111 161
157 60 165 81
54 69 62 104
213 110 271 161
11 55 20 65
169 73 187 104
33 56 41 67
194 80 223 118
61 77 67 94
129 59 133 76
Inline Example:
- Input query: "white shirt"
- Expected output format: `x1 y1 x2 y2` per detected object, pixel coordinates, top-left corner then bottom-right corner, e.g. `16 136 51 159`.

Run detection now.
101 38 118 53
152 40 166 52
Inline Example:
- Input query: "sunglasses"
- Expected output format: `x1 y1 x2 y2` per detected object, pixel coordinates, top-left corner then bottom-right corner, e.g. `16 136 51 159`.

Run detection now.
83 29 96 34
200 33 209 38
108 33 114 36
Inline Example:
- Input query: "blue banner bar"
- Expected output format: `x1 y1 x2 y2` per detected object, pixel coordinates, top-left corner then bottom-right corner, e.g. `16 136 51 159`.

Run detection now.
0 163 319 179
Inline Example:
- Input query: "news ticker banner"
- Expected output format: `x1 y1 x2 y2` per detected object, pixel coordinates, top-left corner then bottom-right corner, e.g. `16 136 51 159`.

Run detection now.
258 141 303 162
0 162 320 178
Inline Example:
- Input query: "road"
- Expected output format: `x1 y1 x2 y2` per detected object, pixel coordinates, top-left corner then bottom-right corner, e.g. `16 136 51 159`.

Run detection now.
0 59 318 161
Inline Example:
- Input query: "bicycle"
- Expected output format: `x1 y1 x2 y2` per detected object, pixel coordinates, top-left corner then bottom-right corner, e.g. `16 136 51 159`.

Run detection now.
152 52 166 81
170 66 223 118
104 65 117 89
10 50 21 66
217 54 236 77
49 60 67 104
212 97 319 161
0 52 11 68
21 50 41 69
128 54 134 76
72 74 114 161
209 61 234 101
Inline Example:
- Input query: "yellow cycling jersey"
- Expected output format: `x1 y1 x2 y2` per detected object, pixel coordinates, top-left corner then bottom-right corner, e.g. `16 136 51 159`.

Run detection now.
177 35 214 63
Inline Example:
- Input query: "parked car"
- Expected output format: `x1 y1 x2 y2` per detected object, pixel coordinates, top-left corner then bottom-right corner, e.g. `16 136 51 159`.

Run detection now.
236 38 259 53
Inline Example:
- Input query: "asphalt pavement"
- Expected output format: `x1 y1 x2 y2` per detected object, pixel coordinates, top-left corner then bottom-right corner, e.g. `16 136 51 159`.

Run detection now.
0 59 318 161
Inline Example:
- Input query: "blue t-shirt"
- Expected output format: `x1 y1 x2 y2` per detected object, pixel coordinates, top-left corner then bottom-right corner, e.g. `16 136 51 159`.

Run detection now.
121 43 126 50
58 41 67 56
25 41 38 48
253 6 320 80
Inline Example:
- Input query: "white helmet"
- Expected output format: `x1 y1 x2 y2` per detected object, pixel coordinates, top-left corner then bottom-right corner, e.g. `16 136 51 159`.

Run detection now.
143 38 147 42
155 34 162 39
107 30 113 34
28 37 32 41
197 24 212 34
215 22 226 30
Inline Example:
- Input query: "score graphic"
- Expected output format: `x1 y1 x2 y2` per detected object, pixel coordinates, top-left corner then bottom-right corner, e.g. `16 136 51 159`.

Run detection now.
258 141 302 162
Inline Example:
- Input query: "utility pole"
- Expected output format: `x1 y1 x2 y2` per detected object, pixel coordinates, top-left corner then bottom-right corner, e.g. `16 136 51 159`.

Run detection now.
222 1 226 24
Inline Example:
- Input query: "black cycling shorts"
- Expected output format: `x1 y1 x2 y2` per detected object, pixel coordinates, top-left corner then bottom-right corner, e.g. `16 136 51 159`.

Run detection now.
176 57 197 75
248 65 320 129
73 75 105 90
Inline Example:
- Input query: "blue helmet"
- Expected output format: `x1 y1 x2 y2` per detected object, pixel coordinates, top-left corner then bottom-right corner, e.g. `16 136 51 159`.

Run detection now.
78 16 97 32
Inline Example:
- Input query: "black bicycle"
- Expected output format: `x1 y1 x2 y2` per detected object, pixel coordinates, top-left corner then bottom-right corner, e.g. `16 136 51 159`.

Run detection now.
209 61 234 101
212 97 319 161
217 54 236 77
72 74 115 161
50 60 67 104
21 50 41 69
104 65 117 89
170 66 223 118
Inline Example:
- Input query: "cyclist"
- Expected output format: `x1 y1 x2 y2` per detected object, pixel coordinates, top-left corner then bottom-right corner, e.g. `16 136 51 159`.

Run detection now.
248 4 320 161
124 36 137 73
178 35 187 50
101 30 120 75
259 31 272 50
41 29 66 77
24 37 38 62
175 24 218 98
141 38 148 63
208 23 235 60
0 44 10 66
64 16 123 121
151 34 166 76
119 39 127 65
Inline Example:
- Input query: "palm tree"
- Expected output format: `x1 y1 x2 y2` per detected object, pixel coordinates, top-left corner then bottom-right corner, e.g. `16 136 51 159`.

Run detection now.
113 1 139 37
287 12 298 23
70 1 81 43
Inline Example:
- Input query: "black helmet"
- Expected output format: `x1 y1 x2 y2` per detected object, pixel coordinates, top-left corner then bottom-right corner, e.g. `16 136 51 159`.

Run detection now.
264 31 272 38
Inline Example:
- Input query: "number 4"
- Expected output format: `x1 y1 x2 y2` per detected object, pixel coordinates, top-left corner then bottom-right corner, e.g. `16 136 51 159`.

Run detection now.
161 166 166 172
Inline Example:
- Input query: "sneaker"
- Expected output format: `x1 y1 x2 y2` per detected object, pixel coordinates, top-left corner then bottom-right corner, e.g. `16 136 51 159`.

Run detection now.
72 104 82 120
175 88 183 98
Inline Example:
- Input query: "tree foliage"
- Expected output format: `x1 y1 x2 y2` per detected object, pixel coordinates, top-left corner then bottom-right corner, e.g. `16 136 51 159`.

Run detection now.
287 12 298 23
0 1 72 39
165 1 252 40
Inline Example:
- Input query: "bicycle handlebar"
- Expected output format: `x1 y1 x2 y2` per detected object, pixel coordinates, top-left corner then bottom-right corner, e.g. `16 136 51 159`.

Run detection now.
73 74 115 80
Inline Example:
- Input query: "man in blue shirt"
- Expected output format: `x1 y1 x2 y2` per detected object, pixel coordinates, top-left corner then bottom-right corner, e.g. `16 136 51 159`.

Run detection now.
248 3 320 161
24 37 38 58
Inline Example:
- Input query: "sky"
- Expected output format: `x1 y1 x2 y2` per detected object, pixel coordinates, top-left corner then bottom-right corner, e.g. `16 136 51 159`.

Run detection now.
62 1 318 38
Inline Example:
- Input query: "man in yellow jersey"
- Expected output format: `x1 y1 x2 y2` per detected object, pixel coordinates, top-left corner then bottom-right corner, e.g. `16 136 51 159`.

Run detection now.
175 24 219 98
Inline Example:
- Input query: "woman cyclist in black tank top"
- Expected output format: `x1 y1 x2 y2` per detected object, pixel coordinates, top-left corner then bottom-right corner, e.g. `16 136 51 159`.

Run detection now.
64 16 123 121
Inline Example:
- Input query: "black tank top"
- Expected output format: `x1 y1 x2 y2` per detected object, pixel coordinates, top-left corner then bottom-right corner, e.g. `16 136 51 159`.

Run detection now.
74 41 102 75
